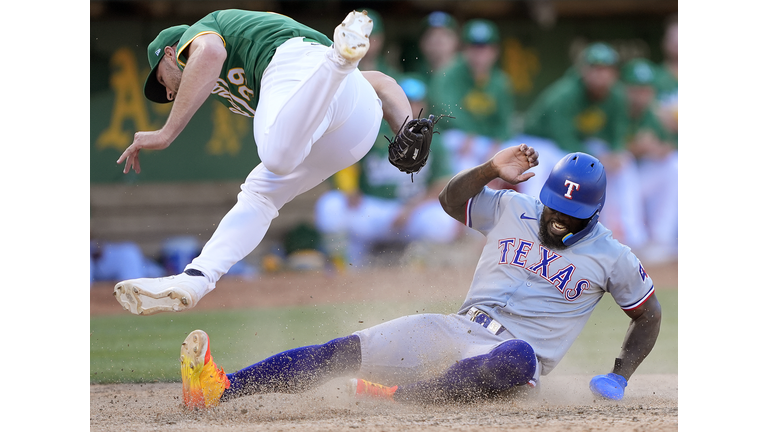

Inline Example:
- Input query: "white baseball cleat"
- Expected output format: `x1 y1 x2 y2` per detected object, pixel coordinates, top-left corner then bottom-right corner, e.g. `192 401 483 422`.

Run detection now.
333 10 373 64
113 273 211 315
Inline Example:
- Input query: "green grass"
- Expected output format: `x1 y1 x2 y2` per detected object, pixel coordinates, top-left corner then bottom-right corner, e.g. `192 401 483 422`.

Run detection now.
90 290 677 384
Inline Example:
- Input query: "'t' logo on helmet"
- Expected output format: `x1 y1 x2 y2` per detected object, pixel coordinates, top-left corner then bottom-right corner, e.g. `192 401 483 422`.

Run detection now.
564 180 580 199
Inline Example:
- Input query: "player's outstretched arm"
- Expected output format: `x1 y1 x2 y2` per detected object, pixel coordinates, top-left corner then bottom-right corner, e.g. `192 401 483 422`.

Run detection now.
361 71 413 134
117 34 227 174
615 293 662 379
439 144 538 223
590 293 662 400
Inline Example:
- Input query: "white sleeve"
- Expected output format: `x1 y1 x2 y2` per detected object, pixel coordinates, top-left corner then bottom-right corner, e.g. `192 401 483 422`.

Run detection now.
466 187 515 235
606 248 656 310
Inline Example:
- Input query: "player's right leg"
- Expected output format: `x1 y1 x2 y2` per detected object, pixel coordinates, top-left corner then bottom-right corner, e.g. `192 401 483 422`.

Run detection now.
333 10 373 63
392 339 537 402
350 339 538 403
254 11 373 176
350 313 539 403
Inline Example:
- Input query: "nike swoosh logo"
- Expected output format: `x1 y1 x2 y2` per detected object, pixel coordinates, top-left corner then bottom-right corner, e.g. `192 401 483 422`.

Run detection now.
520 213 537 221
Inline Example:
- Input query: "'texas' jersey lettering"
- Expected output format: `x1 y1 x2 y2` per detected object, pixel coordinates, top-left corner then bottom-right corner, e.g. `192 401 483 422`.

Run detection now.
498 238 590 301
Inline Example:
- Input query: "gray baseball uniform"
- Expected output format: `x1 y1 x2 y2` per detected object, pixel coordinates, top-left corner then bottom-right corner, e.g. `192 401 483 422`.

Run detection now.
355 186 654 383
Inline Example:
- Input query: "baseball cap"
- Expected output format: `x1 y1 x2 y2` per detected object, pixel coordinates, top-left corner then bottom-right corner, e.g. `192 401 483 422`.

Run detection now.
620 58 656 85
420 11 459 34
461 19 500 45
399 75 427 102
144 24 189 104
579 42 619 66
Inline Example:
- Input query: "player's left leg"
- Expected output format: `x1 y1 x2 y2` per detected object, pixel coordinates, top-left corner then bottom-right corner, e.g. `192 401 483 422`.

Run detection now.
221 335 362 401
179 330 362 409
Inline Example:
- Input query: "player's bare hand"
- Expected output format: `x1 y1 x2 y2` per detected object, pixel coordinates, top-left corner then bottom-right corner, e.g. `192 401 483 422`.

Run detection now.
489 144 539 184
117 131 172 174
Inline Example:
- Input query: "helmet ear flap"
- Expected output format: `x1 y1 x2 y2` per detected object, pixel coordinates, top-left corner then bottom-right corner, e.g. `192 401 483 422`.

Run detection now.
562 206 602 246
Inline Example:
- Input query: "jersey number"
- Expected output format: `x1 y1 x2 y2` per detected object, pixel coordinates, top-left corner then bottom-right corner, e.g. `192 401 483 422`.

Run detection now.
211 68 255 117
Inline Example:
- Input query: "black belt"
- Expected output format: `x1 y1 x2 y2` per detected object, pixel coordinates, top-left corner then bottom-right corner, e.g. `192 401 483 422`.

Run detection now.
466 307 507 336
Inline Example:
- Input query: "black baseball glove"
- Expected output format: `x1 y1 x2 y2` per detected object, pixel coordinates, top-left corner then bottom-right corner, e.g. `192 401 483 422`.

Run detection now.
386 112 451 178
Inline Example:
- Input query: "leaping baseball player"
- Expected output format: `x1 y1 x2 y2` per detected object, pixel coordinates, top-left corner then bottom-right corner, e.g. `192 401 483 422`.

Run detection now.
173 145 662 409
112 9 436 315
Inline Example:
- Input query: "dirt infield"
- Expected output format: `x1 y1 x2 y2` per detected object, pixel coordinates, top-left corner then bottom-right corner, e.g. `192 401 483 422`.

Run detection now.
90 374 677 432
90 260 678 431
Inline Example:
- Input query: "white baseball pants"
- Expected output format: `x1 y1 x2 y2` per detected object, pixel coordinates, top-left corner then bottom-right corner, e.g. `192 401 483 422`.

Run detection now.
353 313 540 385
187 38 383 285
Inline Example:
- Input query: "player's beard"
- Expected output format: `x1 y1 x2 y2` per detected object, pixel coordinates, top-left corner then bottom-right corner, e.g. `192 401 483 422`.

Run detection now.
538 215 590 250
538 218 567 250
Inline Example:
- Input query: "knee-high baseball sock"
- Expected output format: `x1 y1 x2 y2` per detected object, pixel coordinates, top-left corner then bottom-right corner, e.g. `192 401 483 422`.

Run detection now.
393 339 537 403
221 335 361 400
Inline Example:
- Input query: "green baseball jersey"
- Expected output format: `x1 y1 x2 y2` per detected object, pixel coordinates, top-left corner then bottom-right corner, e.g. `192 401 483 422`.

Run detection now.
176 9 332 117
627 107 671 144
653 63 678 104
524 71 629 153
357 121 451 201
428 56 515 141
653 63 678 147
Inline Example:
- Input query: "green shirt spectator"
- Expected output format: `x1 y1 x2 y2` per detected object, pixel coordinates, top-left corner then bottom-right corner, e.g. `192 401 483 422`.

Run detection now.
523 43 629 154
621 58 672 156
429 19 514 142
410 11 460 83
653 17 678 146
620 57 678 263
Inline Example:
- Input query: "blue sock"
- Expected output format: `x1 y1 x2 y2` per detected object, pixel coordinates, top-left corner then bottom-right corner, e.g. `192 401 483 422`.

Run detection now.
221 335 361 400
394 339 537 403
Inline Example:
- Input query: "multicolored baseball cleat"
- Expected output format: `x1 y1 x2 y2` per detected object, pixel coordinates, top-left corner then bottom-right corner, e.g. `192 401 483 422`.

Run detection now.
348 378 398 401
333 10 373 63
113 272 211 315
180 329 230 410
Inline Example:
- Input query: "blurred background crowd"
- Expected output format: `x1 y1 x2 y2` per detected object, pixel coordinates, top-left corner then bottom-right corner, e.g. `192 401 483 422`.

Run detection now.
90 1 678 283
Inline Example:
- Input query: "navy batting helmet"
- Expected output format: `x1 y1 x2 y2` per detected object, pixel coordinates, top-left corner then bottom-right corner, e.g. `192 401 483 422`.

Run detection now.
539 153 606 245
